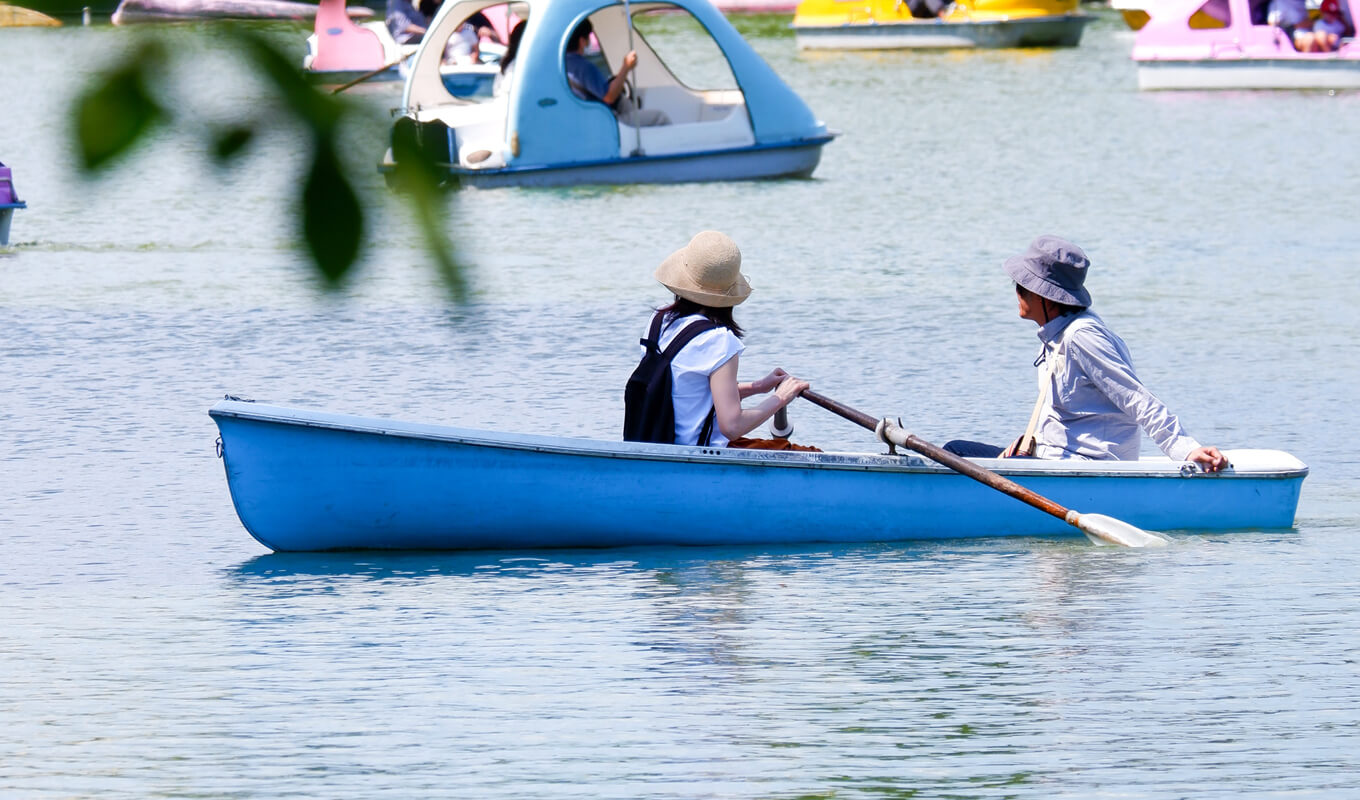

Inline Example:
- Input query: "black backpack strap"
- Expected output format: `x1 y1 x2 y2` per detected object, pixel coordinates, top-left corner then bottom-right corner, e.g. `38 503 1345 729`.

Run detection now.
697 406 717 446
639 310 666 353
652 313 723 446
660 317 720 358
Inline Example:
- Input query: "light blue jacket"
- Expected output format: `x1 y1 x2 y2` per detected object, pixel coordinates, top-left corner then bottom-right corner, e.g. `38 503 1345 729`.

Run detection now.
1033 310 1201 462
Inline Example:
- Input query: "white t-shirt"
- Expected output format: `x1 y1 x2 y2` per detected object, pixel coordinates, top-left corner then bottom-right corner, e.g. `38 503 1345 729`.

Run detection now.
640 313 744 446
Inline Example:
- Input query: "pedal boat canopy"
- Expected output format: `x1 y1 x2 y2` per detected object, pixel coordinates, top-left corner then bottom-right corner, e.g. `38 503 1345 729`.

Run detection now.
387 0 835 187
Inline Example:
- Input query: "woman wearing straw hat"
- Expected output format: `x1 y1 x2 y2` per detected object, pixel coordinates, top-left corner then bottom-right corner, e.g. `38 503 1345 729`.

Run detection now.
944 235 1228 472
638 231 811 448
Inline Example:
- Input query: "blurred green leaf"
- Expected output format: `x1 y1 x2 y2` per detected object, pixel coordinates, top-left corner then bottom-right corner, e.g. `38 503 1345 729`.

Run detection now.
416 191 465 300
68 27 466 299
300 138 363 286
389 117 464 299
210 125 255 164
73 42 166 171
226 26 344 135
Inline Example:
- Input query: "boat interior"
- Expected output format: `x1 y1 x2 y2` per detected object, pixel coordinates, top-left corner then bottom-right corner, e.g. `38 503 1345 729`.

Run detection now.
1134 0 1357 50
407 1 757 169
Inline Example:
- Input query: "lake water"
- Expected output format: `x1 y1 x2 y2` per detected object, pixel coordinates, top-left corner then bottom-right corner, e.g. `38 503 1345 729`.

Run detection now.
3 11 1359 798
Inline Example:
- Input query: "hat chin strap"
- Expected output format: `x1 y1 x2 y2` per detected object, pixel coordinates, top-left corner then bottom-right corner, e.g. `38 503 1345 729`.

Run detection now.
1039 297 1058 325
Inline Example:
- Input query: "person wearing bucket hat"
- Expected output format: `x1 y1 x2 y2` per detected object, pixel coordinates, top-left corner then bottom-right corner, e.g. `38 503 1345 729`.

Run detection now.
625 231 812 449
943 235 1228 472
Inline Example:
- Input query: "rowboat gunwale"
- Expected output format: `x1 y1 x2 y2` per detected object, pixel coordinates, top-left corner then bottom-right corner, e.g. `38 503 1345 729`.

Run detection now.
209 399 1309 481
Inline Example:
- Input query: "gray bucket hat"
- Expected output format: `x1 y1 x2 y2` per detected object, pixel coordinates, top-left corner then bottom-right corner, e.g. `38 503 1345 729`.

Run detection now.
1004 235 1092 308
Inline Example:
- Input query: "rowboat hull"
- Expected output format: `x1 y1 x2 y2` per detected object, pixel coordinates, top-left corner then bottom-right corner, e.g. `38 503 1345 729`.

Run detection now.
209 400 1308 552
794 14 1090 50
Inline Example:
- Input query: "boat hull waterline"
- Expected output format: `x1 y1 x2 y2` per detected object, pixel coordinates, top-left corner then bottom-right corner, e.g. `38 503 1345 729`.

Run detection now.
382 139 830 188
795 14 1090 50
209 400 1308 552
1139 58 1360 90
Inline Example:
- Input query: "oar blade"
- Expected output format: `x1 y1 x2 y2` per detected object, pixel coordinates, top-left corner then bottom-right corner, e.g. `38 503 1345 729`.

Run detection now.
1076 513 1170 548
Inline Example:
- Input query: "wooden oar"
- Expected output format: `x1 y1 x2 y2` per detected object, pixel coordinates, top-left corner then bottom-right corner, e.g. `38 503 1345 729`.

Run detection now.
331 58 405 95
799 389 1168 548
770 406 793 438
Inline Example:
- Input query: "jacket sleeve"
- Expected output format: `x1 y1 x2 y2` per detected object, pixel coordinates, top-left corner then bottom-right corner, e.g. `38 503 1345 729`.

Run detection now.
1067 327 1202 461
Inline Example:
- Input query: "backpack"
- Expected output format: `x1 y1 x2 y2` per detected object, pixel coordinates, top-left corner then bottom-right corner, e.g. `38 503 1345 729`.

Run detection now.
623 311 720 445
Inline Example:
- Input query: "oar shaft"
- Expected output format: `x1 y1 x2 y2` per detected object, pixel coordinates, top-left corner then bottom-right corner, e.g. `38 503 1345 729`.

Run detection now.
800 389 877 431
879 422 1070 522
331 58 404 94
800 389 1068 522
798 389 1160 548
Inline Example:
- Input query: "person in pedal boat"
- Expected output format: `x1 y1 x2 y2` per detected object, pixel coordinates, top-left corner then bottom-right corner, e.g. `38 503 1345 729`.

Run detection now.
944 236 1228 472
564 20 670 128
630 231 812 448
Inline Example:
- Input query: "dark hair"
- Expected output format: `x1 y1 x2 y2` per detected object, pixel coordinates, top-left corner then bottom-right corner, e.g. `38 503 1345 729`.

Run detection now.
660 296 745 339
501 20 526 74
417 0 441 20
466 10 492 29
568 19 593 52
1015 283 1084 317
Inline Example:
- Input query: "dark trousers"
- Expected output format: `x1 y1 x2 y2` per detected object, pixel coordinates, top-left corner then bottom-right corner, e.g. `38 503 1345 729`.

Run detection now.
943 439 1006 458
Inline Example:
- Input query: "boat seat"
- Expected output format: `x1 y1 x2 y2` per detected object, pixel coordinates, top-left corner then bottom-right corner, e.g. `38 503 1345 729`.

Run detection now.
426 97 511 168
618 87 755 157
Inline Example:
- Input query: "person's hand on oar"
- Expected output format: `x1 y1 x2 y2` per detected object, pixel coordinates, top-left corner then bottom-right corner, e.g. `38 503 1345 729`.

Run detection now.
772 374 810 407
798 389 1170 548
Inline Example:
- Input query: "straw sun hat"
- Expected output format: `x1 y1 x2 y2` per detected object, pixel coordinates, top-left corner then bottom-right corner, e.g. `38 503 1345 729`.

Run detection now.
654 231 752 308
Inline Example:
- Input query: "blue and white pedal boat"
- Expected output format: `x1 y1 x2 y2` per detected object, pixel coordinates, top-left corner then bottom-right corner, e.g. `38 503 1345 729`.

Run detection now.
381 0 835 187
209 399 1308 552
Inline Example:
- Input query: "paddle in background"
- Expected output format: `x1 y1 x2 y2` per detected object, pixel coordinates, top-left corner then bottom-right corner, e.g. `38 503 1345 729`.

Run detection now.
798 389 1170 548
331 58 407 95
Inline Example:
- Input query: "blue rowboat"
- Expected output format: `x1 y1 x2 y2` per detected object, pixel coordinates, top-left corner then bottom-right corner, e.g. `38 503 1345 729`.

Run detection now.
209 399 1308 552
381 0 835 187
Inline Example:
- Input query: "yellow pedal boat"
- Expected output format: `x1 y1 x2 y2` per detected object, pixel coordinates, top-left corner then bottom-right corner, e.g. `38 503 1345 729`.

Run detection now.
792 0 1091 50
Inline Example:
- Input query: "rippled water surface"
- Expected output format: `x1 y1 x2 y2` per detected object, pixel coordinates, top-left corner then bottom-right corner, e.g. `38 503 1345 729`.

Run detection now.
3 12 1359 798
